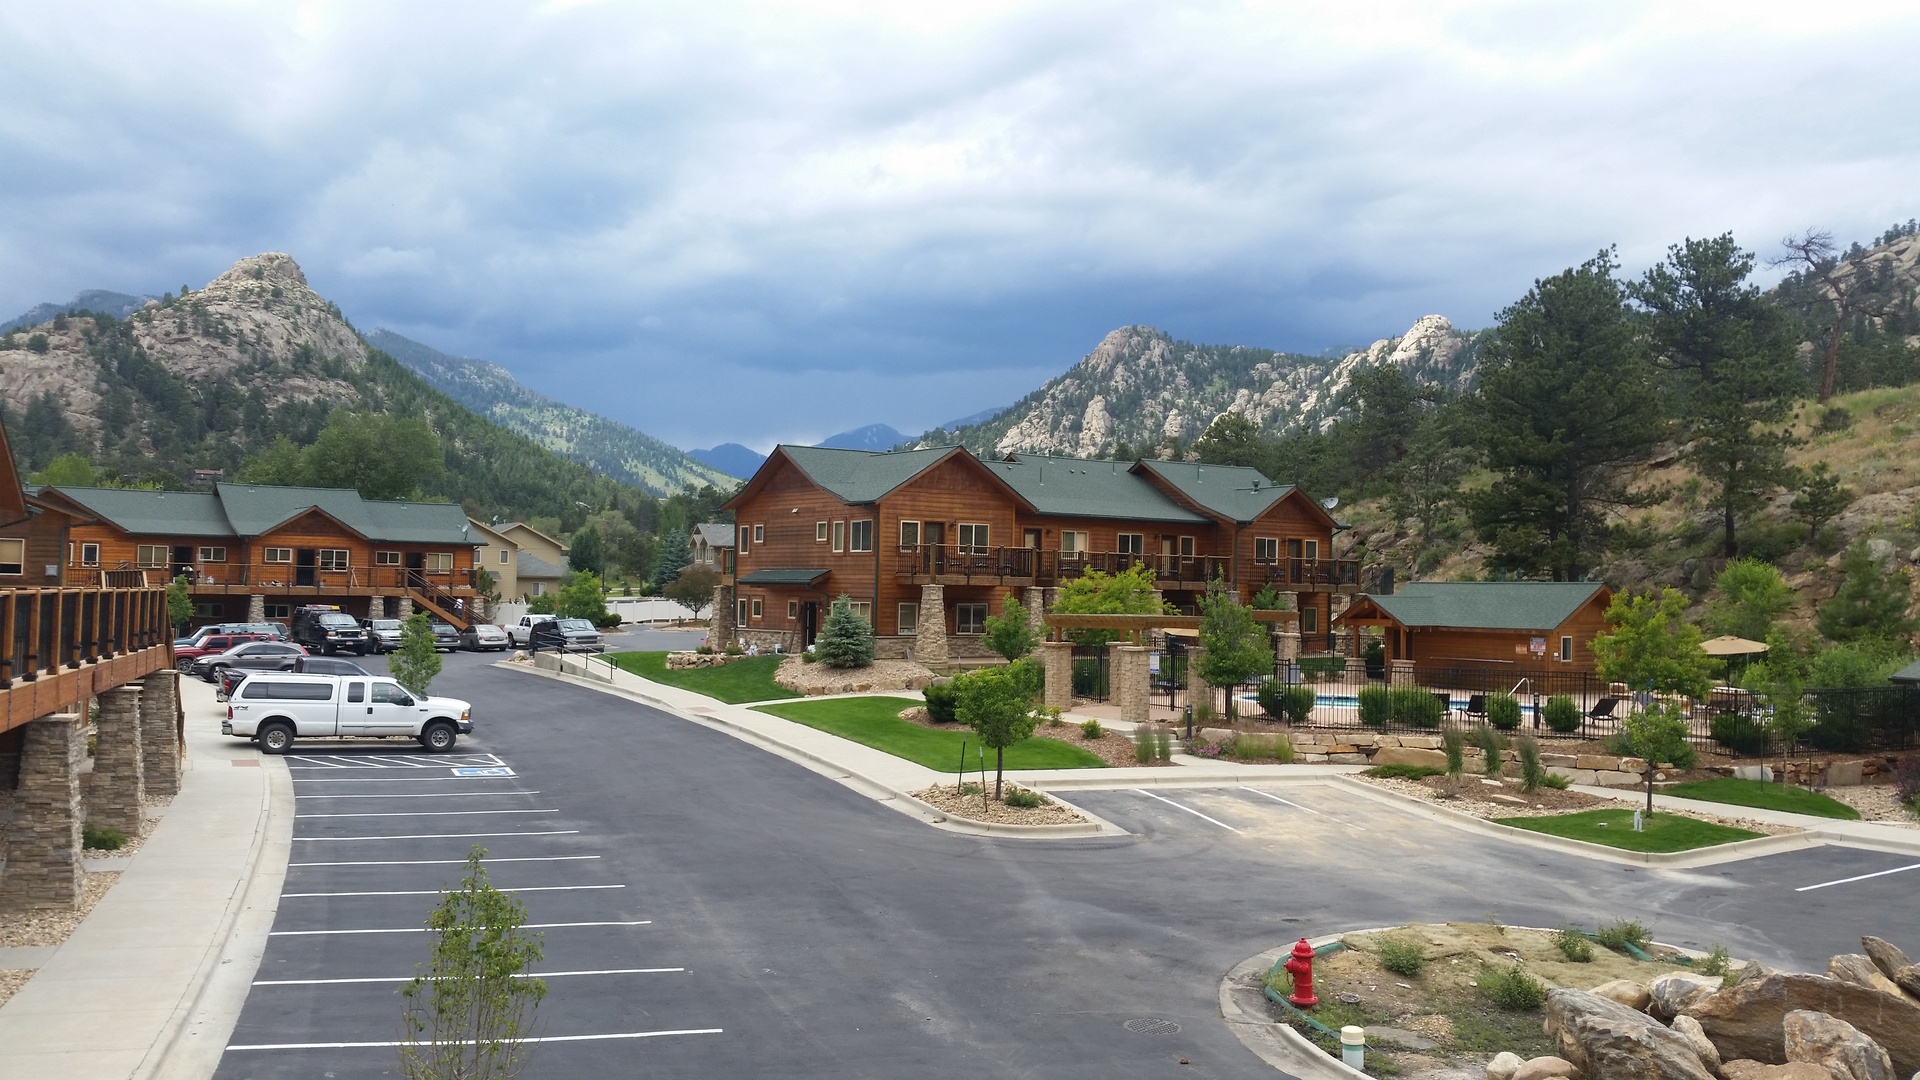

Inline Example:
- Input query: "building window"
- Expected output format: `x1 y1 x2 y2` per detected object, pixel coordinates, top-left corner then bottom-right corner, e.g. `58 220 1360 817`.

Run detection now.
957 523 989 554
500 548 510 565
198 546 228 562
849 520 873 552
1060 530 1088 560
0 538 23 576
849 601 872 624
816 521 828 542
136 544 167 568
1560 636 1573 663
751 598 763 619
832 521 846 553
956 603 988 635
737 598 749 624
1303 539 1319 561
1300 605 1318 635
1254 537 1278 563
787 600 798 619
898 520 919 549
81 542 102 567
375 550 402 566
531 582 546 596
898 602 918 635
264 547 293 564
1117 533 1143 556
265 603 291 619
738 528 748 553
317 549 350 571
193 602 225 618
424 552 454 572
753 523 764 544
1180 536 1196 559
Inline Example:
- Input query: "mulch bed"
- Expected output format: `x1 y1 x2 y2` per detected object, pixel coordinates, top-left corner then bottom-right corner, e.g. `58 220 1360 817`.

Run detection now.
911 784 1088 826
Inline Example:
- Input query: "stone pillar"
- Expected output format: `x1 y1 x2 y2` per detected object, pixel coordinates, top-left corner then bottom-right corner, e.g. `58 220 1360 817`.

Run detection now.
711 584 735 643
0 713 86 912
247 594 265 622
1022 586 1047 639
1389 659 1415 687
917 584 948 665
92 684 146 837
139 670 182 798
369 595 387 620
1042 640 1074 711
397 595 414 620
1273 628 1301 661
1117 645 1151 727
1187 645 1211 719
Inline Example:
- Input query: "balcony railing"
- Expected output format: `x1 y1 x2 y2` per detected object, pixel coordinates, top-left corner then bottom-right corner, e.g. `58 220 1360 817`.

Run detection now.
1258 557 1361 589
0 585 173 689
75 565 478 592
893 546 1235 585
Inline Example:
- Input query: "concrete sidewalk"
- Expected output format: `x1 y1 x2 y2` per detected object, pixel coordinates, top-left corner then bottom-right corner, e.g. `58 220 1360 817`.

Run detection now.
0 677 293 1080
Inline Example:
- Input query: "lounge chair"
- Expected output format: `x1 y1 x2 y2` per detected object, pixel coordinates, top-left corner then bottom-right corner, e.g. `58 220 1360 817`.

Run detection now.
1584 696 1620 733
1464 694 1488 723
1432 691 1455 719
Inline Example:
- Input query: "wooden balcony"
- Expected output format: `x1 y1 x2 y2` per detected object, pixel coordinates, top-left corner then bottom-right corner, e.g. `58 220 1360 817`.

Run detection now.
1257 556 1362 593
893 546 1234 587
0 584 175 735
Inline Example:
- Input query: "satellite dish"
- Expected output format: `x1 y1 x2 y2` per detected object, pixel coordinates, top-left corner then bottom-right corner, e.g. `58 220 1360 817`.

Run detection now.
1322 496 1340 510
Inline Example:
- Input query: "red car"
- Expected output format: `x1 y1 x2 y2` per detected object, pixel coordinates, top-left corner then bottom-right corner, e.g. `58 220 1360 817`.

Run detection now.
174 632 276 672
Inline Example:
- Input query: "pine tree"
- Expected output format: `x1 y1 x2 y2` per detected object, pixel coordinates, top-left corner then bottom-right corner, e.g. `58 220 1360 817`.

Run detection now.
1816 540 1917 645
649 528 690 592
815 594 875 669
389 613 443 696
980 594 1040 662
567 525 605 578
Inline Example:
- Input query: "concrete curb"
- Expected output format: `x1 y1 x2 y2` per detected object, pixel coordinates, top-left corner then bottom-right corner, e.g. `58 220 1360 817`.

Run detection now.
503 662 1129 840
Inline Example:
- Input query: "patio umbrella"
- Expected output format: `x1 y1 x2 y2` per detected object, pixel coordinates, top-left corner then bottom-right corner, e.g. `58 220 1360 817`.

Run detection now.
1700 635 1769 657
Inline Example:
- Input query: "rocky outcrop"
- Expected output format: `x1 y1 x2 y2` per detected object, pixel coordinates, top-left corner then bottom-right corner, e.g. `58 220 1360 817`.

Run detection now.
1543 988 1716 1080
1782 1009 1896 1080
1681 972 1920 1077
1860 937 1920 1000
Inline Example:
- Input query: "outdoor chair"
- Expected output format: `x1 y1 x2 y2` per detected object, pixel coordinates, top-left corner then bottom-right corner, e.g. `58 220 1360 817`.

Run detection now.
1584 696 1620 734
1464 694 1488 723
1432 691 1455 719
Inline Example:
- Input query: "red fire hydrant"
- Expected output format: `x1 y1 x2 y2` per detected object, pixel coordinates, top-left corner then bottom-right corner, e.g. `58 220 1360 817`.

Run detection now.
1285 937 1319 1008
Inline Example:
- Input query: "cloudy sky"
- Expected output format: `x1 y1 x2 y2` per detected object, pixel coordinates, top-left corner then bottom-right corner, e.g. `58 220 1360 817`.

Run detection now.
3 2 1918 451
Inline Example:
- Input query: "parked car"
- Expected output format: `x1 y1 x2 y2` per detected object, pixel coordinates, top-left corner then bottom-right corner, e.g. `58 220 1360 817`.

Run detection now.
175 632 276 671
219 656 372 700
174 622 289 648
459 623 510 651
507 613 557 647
190 640 309 682
222 673 474 753
429 621 461 651
528 617 604 653
363 618 404 653
290 606 369 655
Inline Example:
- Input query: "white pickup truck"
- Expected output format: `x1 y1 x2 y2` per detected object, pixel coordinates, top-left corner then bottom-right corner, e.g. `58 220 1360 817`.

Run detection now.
222 673 475 754
507 613 556 647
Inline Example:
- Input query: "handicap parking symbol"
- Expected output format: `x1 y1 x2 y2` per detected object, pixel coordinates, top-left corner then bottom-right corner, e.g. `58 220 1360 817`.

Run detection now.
451 766 515 777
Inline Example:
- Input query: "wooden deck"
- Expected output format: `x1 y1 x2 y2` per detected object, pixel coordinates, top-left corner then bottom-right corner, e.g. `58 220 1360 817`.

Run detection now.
1 585 174 735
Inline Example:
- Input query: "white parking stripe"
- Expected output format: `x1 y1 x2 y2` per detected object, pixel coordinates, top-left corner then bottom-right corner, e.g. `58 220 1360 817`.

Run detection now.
294 809 559 819
294 791 539 799
291 855 601 867
294 830 580 841
253 967 683 986
283 885 625 898
292 776 518 783
1237 786 1367 831
271 920 650 936
1133 788 1239 832
228 1028 722 1051
287 756 348 768
1795 861 1920 892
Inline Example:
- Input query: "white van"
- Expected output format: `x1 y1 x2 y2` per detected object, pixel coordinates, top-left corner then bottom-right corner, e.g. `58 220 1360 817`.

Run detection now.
222 673 475 754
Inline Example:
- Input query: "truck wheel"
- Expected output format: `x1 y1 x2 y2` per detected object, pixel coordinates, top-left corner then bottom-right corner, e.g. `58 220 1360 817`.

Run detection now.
258 722 295 754
420 722 457 753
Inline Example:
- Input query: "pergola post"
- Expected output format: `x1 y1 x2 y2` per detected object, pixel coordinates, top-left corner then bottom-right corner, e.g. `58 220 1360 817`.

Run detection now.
1115 643 1150 728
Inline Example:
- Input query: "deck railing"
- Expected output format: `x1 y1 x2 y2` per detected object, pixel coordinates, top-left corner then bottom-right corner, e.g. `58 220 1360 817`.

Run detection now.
895 545 1297 587
0 585 173 689
74 564 480 592
1257 557 1362 588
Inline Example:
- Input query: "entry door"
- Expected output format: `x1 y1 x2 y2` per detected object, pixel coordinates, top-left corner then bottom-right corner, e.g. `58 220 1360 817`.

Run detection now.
295 549 317 587
802 602 819 646
1023 529 1041 549
404 552 425 589
172 545 195 580
923 523 946 572
1160 537 1174 575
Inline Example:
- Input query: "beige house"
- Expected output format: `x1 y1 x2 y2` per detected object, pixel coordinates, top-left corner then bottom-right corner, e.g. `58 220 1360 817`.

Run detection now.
497 522 571 598
691 522 735 571
467 518 521 601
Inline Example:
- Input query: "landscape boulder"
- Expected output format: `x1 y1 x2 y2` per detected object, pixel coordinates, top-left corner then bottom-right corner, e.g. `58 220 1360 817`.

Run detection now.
1371 746 1448 769
1589 978 1651 1011
1671 1014 1722 1074
1647 972 1725 1020
1543 988 1716 1080
1485 1050 1524 1080
1510 1057 1579 1080
1680 971 1920 1077
1830 954 1909 999
1783 1009 1896 1080
1861 937 1911 981
1721 1062 1839 1080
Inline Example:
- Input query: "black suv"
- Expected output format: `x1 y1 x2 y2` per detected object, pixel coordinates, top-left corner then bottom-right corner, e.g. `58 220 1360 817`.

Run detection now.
289 606 370 655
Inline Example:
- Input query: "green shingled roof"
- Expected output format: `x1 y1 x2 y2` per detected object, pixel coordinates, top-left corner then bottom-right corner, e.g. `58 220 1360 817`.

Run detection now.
47 488 233 537
776 445 959 503
1134 459 1295 523
1890 660 1920 684
1362 581 1608 631
984 454 1207 524
738 568 831 586
45 484 473 544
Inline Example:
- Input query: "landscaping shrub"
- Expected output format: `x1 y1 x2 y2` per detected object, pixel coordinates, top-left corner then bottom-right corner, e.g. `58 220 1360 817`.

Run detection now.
1485 693 1522 731
1134 730 1155 764
1540 773 1572 790
1299 656 1345 681
1517 735 1546 793
815 595 876 669
1894 757 1920 819
1474 726 1508 778
1154 727 1173 762
1477 962 1546 1009
1357 685 1393 727
1080 718 1103 740
1365 763 1443 780
695 645 714 655
1709 712 1771 755
799 650 817 663
1256 680 1316 724
922 682 959 723
1003 787 1047 809
1696 944 1731 977
1376 934 1426 977
1390 686 1445 728
83 823 128 851
724 645 744 656
1551 926 1594 962
1542 694 1582 734
1443 729 1465 780
1233 731 1294 762
1593 919 1651 953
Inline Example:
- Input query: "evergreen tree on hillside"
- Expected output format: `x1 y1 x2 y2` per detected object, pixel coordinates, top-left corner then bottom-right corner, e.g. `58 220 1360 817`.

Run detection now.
568 525 605 578
1633 234 1802 558
649 528 690 591
1816 540 1917 646
1469 251 1663 580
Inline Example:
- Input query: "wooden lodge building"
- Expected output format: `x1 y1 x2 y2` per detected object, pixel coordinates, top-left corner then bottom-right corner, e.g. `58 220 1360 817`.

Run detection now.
716 445 1360 660
1335 581 1614 674
30 484 484 630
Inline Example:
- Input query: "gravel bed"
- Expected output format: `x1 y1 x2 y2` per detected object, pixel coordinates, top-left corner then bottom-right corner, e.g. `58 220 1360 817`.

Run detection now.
0 871 120 948
775 657 938 695
0 968 31 1008
1825 784 1920 828
912 784 1088 826
1355 773 1801 835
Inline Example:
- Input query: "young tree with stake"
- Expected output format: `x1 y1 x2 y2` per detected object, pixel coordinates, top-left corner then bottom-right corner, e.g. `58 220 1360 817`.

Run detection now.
390 612 443 697
955 662 1041 800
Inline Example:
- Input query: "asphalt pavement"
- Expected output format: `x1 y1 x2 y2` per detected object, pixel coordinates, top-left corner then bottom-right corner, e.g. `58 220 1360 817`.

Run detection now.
209 641 1920 1080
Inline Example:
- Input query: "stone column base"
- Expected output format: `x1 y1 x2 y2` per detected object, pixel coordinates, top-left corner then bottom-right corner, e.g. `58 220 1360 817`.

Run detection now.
91 684 146 837
397 596 414 619
247 594 266 622
0 714 86 912
1117 645 1151 727
140 670 183 798
1041 641 1073 711
917 584 948 665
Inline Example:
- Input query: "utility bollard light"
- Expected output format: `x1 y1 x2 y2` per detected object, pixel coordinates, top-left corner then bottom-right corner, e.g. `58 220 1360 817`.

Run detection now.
1284 937 1319 1008
1633 809 1643 832
1340 1026 1366 1070
1184 703 1193 741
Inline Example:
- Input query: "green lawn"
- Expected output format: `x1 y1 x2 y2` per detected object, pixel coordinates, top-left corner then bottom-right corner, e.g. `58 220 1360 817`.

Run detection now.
604 651 793 704
1661 778 1861 820
1492 809 1765 854
753 696 1107 772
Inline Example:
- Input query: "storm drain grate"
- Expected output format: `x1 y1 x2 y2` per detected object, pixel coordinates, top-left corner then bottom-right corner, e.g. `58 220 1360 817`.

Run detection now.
1123 1018 1181 1036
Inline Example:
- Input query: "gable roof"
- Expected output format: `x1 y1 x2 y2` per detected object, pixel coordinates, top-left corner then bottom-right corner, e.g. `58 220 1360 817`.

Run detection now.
693 522 736 548
1351 581 1610 632
43 483 474 545
1891 660 1920 685
1132 459 1304 524
47 487 234 537
983 454 1207 524
517 551 570 580
498 521 569 553
771 445 962 504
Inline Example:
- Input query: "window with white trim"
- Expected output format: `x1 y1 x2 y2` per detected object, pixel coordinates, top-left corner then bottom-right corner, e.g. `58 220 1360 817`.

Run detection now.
751 597 763 619
264 547 293 564
1179 536 1196 559
897 602 918 635
816 521 828 542
737 598 749 624
81 543 101 567
136 544 167 568
424 552 454 572
500 549 510 565
1117 533 1143 556
956 603 988 635
1560 636 1573 663
849 601 871 624
1300 605 1317 634
375 550 401 566
0 538 23 576
1059 530 1088 560
198 546 227 562
753 524 764 544
898 520 920 549
1303 539 1319 561
787 600 798 619
1254 537 1279 563
317 549 350 571
849 520 873 552
957 523 989 554
831 520 845 552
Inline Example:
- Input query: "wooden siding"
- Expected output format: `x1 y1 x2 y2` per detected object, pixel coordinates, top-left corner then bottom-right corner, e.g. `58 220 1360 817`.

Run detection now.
1361 591 1613 673
63 511 476 591
0 503 76 588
